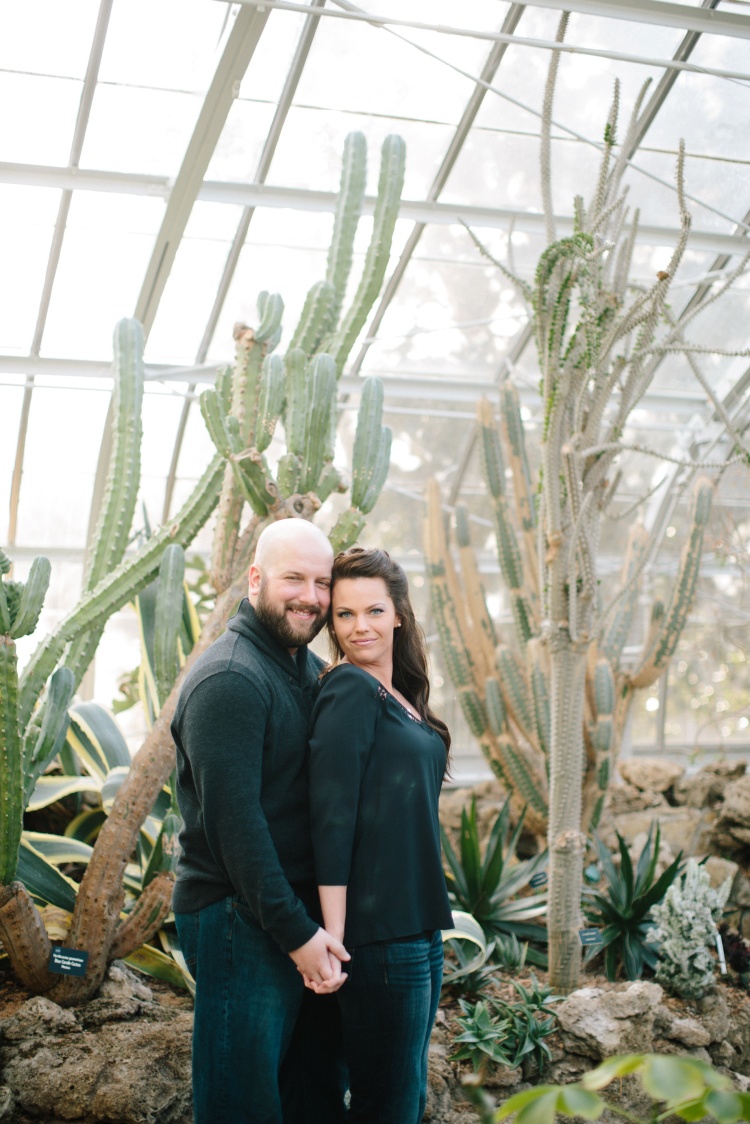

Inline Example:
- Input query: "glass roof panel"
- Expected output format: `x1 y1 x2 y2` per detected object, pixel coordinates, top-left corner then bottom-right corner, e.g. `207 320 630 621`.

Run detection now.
98 0 226 91
0 0 99 79
135 384 194 522
239 7 309 105
41 192 164 359
288 10 480 125
205 99 279 182
13 380 109 548
0 185 59 354
0 72 81 165
145 211 245 364
266 105 456 198
79 84 201 175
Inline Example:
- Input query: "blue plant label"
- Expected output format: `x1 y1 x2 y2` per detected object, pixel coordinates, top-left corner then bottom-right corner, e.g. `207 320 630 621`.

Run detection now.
578 927 603 946
529 872 548 888
48 947 89 977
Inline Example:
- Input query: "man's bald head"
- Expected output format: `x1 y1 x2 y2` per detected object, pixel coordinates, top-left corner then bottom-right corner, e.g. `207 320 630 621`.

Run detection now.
248 519 333 652
253 518 333 575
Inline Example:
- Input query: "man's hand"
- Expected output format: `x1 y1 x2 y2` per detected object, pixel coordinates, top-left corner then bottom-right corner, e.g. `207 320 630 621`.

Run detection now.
289 928 350 990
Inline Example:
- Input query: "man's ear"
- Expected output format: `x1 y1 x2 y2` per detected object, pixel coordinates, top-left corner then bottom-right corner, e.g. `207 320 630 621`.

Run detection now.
248 563 262 597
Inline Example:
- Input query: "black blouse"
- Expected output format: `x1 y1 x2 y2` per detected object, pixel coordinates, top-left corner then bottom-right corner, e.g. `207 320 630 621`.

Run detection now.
309 662 453 947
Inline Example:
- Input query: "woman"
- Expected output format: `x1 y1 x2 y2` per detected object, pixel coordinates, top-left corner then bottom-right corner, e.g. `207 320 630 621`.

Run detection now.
308 547 452 1123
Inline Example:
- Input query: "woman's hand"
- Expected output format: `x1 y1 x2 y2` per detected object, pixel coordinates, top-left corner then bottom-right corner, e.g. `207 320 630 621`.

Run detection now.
289 927 350 987
301 950 348 993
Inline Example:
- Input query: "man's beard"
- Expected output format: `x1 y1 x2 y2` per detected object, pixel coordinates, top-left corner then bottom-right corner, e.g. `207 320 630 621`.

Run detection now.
255 581 326 648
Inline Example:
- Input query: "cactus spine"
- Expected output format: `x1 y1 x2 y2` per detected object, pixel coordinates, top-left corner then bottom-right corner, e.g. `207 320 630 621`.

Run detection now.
426 51 744 992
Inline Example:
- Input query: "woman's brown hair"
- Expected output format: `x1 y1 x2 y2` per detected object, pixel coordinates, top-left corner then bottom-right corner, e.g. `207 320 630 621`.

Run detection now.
326 547 451 759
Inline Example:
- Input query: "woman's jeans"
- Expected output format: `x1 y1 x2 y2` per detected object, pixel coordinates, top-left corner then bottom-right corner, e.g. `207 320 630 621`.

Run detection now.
175 897 346 1124
338 930 444 1124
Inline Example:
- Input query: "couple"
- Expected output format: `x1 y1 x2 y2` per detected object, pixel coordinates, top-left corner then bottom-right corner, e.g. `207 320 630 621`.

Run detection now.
171 519 452 1123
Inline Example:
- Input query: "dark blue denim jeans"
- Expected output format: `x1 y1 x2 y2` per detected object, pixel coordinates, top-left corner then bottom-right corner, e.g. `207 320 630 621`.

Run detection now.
338 930 444 1123
176 897 346 1124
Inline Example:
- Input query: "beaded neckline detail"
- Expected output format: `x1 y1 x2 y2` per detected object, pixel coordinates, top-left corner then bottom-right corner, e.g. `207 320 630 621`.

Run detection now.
376 683 427 726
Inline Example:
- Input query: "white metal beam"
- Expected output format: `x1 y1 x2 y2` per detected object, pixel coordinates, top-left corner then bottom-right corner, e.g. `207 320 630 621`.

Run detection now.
134 4 270 337
3 163 745 257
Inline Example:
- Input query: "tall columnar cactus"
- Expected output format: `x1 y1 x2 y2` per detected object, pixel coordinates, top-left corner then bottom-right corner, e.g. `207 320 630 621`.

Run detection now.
426 29 748 992
0 130 404 1003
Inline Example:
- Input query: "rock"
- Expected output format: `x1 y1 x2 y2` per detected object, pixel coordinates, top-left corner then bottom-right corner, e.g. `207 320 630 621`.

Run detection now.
1 997 77 1041
0 1086 13 1121
726 997 750 1077
608 783 668 816
100 961 153 1003
702 855 739 891
619 758 684 793
556 981 663 1059
0 990 193 1124
664 1016 711 1048
696 989 730 1044
674 761 746 808
483 1064 522 1089
714 775 750 847
611 807 706 855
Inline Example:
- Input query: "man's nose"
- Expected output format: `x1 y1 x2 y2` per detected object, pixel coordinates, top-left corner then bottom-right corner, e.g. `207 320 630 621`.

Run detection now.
298 580 322 604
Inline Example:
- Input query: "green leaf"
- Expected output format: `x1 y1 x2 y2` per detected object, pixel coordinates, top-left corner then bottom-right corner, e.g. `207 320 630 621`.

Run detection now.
22 831 93 867
701 1091 750 1124
16 838 79 910
64 807 107 844
124 944 188 989
641 1056 709 1103
515 1089 563 1124
26 773 103 810
67 701 131 780
558 1087 603 1119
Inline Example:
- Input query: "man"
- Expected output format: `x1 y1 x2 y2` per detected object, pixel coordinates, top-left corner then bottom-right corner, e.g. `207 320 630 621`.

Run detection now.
172 518 349 1123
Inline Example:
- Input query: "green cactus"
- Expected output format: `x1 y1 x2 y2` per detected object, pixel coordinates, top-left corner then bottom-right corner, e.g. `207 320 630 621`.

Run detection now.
153 546 185 708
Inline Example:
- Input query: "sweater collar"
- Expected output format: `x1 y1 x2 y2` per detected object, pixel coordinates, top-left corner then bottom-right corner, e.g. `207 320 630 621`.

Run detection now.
227 598 313 680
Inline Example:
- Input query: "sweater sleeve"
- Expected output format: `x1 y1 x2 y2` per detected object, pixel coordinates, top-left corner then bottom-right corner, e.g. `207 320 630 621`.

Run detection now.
309 665 379 886
178 671 318 953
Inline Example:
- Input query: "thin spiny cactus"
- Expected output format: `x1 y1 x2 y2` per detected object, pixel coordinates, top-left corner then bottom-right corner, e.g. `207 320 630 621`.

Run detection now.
426 56 749 993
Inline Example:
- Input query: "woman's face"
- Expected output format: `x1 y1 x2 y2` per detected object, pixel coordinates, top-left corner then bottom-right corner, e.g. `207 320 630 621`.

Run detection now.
332 576 401 668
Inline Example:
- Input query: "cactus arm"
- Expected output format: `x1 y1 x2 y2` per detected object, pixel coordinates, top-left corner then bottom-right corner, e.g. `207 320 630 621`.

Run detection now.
315 463 344 504
64 320 145 687
288 280 337 357
256 354 286 454
328 509 366 554
19 454 224 729
486 677 548 819
9 557 51 640
108 870 174 961
628 476 713 689
301 356 337 492
351 377 385 508
357 427 391 515
277 453 302 496
324 131 368 328
200 388 239 457
153 546 185 709
0 637 22 884
499 379 539 599
599 522 649 667
527 637 551 760
454 504 497 680
327 135 406 374
231 451 278 517
495 644 536 746
23 667 75 802
477 399 537 646
0 882 52 993
81 319 144 593
583 658 615 830
284 349 309 458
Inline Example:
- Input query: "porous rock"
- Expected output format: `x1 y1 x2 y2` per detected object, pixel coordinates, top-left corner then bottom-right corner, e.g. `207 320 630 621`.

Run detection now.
611 806 705 854
556 981 663 1059
608 782 667 816
713 775 750 851
0 978 193 1124
618 758 684 793
673 761 746 808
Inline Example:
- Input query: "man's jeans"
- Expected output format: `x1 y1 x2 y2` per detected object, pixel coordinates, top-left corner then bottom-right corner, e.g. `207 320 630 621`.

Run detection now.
176 897 346 1124
338 930 444 1123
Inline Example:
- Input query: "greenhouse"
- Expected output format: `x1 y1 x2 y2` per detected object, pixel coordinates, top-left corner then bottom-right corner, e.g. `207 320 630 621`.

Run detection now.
1 1 750 1121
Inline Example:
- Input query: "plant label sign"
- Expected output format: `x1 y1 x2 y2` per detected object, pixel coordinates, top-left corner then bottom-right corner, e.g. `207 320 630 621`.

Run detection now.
48 947 89 977
529 872 548 888
578 927 603 946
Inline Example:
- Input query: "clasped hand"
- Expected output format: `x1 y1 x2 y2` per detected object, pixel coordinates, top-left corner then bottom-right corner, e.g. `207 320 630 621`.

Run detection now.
289 928 350 994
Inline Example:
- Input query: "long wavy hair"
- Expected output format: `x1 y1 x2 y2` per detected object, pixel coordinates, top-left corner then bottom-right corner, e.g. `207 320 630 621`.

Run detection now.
325 547 451 759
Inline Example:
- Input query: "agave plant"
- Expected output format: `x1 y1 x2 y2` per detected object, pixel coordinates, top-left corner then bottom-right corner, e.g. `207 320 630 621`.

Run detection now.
441 797 548 965
582 820 684 981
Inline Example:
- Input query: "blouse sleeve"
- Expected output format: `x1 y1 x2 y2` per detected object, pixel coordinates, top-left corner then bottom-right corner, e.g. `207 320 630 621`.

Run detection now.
309 665 379 886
